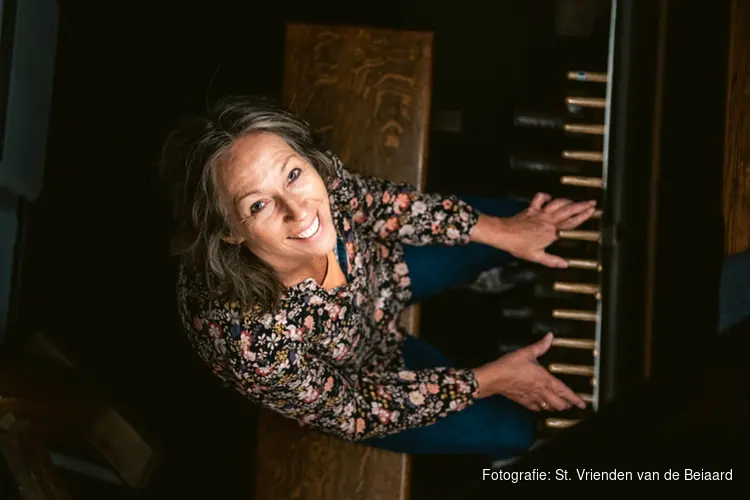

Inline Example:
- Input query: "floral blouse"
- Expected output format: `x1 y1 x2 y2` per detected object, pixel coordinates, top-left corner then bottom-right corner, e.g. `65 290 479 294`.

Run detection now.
177 153 482 441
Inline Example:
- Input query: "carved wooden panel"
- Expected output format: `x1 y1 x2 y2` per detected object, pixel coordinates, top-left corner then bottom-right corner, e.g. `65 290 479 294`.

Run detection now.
282 22 433 188
254 23 434 500
254 417 410 500
723 0 750 255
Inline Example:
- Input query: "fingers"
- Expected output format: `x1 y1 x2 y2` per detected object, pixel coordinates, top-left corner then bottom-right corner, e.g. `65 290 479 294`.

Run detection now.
557 206 597 230
539 390 570 411
528 332 554 358
521 397 543 412
542 198 574 214
548 199 597 224
535 251 569 269
534 342 587 410
529 192 551 212
527 391 572 412
505 390 543 412
544 374 587 410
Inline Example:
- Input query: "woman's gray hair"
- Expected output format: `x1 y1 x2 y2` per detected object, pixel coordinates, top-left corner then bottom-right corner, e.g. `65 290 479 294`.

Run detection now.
158 95 336 312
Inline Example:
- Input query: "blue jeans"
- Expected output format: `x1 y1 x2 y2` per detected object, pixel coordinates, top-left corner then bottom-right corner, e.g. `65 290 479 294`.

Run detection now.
719 250 750 333
355 196 536 460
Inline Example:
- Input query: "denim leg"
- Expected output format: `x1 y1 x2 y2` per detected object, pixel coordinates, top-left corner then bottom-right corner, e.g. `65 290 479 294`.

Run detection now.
361 335 537 459
719 250 750 333
404 196 527 305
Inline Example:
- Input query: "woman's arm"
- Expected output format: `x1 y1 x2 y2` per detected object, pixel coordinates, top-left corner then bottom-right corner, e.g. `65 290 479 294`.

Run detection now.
328 155 596 264
250 351 477 440
220 320 479 441
181 278 584 435
209 316 584 438
468 193 597 268
328 153 479 246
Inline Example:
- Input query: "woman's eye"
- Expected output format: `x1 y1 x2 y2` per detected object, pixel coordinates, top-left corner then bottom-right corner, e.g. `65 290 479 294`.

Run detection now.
250 201 265 214
288 167 301 182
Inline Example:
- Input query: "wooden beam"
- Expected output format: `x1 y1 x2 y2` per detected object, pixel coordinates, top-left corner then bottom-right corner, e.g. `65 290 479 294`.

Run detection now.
723 0 750 255
0 355 102 442
85 407 162 489
18 333 163 489
23 331 78 370
0 415 72 500
254 22 434 500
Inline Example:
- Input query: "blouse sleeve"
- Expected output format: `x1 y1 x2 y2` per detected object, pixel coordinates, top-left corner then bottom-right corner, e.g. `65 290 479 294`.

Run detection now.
327 153 480 246
212 317 479 441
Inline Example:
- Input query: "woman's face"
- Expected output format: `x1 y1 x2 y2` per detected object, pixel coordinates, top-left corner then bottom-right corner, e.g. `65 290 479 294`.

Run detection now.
217 132 337 275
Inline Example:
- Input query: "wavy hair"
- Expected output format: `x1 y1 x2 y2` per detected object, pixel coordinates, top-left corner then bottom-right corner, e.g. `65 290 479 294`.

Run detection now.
158 95 336 312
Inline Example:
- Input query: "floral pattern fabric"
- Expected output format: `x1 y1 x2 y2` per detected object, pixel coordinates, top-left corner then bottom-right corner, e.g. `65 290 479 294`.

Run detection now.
177 153 481 441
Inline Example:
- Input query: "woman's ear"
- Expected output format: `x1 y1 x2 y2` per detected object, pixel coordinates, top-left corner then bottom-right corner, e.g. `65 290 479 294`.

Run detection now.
223 234 244 245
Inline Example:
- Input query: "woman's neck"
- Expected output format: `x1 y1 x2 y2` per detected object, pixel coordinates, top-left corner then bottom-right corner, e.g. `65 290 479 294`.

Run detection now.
278 254 330 288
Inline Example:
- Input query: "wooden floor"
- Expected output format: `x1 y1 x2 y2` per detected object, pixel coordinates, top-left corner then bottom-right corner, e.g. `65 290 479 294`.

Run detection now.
723 0 750 255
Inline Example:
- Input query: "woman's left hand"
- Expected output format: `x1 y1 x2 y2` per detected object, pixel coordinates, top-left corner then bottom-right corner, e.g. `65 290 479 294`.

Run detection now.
471 193 598 268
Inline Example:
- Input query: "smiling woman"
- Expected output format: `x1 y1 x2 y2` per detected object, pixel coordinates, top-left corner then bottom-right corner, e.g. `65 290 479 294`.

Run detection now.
159 97 340 314
217 133 341 291
158 95 596 460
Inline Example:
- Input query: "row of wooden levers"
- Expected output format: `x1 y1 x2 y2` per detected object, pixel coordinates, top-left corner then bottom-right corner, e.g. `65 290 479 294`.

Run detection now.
500 70 610 435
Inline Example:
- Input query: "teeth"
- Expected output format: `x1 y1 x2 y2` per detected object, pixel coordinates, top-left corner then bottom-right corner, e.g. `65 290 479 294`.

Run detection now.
292 216 319 239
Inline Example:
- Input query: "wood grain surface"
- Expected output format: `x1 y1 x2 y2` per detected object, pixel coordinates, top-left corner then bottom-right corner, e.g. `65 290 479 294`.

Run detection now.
723 0 750 255
254 23 435 500
282 22 432 188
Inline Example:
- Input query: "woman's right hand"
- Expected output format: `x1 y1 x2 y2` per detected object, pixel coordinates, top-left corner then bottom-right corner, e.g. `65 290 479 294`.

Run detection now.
471 333 586 411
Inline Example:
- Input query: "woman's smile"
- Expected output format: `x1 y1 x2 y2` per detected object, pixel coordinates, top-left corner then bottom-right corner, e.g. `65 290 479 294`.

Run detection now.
289 214 322 240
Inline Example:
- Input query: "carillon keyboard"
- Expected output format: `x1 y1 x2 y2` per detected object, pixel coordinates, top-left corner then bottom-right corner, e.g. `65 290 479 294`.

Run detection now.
497 0 729 441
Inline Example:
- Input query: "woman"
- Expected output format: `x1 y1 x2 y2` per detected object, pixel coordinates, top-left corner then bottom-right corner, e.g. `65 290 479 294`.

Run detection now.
158 95 596 460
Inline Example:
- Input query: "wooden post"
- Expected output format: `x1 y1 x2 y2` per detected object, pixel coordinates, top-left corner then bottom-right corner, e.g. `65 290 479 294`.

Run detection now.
723 0 750 255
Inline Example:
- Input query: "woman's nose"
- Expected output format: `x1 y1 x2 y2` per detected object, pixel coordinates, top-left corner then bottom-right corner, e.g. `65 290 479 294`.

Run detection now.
283 196 311 221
